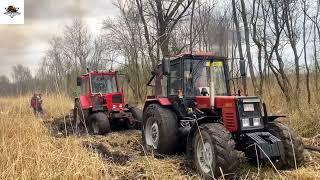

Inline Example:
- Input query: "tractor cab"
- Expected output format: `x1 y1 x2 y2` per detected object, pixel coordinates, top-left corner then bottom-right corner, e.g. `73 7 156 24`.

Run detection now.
147 52 263 133
154 52 229 97
77 71 123 111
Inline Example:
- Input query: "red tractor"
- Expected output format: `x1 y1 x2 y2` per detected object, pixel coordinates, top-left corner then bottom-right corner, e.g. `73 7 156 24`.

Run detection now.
142 52 304 178
73 70 142 135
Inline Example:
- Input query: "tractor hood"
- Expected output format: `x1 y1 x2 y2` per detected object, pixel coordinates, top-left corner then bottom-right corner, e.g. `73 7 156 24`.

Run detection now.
105 93 125 111
195 96 263 133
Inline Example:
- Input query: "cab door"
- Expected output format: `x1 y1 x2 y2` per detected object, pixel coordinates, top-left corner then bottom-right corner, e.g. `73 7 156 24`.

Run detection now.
80 77 92 109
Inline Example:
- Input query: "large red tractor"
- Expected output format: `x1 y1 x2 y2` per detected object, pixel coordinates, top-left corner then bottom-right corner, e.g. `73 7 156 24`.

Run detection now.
73 70 142 135
142 52 304 178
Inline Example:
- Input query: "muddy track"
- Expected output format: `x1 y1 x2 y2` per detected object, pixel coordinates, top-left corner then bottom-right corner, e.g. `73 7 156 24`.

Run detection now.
44 115 198 179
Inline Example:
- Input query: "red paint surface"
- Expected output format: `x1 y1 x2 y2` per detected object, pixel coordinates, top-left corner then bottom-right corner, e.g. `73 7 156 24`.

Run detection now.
79 71 125 111
196 96 238 132
145 97 172 106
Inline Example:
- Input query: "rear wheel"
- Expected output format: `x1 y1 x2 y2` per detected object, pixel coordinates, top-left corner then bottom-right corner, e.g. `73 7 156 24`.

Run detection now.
130 107 143 129
143 104 178 154
267 122 304 169
88 112 111 135
73 99 86 132
193 123 239 179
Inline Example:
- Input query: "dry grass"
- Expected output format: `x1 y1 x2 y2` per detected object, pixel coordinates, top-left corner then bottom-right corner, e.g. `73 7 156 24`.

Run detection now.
0 93 320 179
0 95 107 179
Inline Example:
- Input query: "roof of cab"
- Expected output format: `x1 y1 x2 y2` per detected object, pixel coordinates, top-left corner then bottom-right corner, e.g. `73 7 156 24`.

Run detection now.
168 51 227 61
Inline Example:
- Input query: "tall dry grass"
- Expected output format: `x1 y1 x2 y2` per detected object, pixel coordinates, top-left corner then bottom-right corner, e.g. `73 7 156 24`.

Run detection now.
261 80 320 137
0 95 107 179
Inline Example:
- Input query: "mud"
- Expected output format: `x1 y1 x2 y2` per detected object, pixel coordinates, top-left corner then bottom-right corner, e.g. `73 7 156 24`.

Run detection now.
44 115 199 178
44 115 89 137
83 141 131 165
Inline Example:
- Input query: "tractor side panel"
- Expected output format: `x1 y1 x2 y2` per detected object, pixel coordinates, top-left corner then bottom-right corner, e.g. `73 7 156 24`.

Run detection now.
80 95 92 109
215 96 238 133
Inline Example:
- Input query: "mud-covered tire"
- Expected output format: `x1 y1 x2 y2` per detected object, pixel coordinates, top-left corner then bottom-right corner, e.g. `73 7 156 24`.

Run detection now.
130 107 143 129
88 112 111 135
73 99 86 132
267 122 304 169
192 123 239 179
142 103 178 154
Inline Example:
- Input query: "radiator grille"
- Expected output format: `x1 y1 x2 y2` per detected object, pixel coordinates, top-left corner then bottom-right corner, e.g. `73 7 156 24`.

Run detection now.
224 112 236 129
112 94 123 103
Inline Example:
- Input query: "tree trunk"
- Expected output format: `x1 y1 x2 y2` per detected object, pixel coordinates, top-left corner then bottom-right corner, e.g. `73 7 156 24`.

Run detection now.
303 0 311 104
232 0 247 96
240 0 257 95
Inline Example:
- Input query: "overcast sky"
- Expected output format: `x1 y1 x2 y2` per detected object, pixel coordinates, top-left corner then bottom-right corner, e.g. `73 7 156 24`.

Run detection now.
0 0 118 78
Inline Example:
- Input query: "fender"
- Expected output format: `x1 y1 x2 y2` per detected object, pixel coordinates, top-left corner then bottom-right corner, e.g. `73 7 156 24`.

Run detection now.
262 102 286 123
143 97 172 112
263 115 286 122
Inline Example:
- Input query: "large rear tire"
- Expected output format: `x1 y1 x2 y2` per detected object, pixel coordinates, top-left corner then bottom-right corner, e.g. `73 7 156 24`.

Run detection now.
88 112 111 135
192 123 239 179
143 104 178 154
267 122 304 169
73 99 86 133
130 107 143 129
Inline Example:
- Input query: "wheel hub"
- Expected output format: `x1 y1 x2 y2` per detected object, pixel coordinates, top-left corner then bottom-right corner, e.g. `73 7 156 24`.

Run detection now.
197 140 214 174
92 121 99 134
145 118 159 149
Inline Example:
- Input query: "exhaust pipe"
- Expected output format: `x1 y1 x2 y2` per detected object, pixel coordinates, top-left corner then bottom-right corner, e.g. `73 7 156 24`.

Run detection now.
208 61 215 109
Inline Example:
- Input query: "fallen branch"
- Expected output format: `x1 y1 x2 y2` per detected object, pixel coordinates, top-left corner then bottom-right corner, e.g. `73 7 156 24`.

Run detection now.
305 145 320 152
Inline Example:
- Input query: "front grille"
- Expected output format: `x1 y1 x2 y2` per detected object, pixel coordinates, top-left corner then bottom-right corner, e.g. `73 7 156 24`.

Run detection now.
224 112 237 129
112 94 123 103
237 97 264 130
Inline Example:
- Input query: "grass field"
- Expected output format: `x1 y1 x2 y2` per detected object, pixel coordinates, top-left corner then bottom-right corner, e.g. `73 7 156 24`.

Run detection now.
0 94 319 179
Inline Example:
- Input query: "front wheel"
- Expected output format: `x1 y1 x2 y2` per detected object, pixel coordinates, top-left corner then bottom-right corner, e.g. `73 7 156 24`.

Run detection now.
267 122 304 169
88 112 111 135
192 123 239 179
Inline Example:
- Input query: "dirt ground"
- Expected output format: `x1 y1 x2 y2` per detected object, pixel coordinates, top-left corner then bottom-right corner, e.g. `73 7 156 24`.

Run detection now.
44 115 320 179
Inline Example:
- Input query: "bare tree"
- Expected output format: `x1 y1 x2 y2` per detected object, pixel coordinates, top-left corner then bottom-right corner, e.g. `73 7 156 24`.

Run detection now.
12 64 33 94
64 19 91 72
240 0 257 95
232 0 247 95
302 0 311 104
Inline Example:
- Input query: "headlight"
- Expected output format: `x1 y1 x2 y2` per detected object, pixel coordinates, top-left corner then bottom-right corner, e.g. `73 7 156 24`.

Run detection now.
242 118 250 127
243 103 254 111
119 104 123 108
253 117 261 126
112 105 116 109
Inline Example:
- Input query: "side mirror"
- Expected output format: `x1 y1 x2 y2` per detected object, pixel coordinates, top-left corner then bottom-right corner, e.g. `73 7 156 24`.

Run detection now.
162 58 170 76
76 77 82 86
240 59 246 76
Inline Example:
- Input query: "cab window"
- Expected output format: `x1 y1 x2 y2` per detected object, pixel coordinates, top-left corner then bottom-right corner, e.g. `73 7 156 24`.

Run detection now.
169 62 182 95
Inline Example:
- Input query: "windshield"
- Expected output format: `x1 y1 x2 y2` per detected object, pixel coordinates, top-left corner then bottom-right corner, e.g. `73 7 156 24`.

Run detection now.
91 75 117 94
184 59 227 96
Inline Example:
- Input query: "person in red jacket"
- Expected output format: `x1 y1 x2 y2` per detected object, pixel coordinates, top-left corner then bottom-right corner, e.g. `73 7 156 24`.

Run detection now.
31 93 43 116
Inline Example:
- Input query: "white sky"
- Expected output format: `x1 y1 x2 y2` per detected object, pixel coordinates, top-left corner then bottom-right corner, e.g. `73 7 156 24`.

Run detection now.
0 0 118 77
